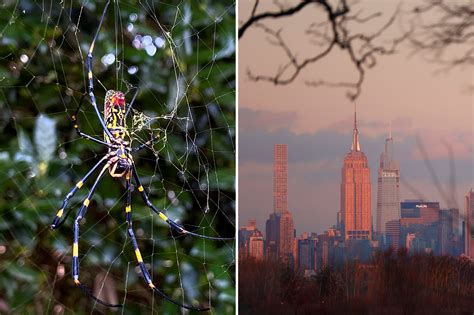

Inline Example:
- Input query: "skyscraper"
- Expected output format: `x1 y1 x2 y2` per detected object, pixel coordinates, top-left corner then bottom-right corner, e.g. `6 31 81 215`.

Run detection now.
279 211 295 266
340 106 372 240
400 200 440 254
465 189 474 258
249 231 264 260
274 144 288 214
239 219 264 260
376 130 400 243
385 220 401 250
266 144 295 265
297 234 318 273
438 209 458 256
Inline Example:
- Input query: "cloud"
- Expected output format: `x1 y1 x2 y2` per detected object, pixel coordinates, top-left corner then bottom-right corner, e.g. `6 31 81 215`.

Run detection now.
239 108 298 132
240 108 472 163
239 122 350 164
327 116 414 138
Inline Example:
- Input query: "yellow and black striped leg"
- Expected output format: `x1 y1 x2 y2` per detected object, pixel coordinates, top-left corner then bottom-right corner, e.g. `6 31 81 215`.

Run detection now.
51 154 109 229
72 93 112 147
72 163 107 285
124 180 209 312
131 165 234 241
71 163 121 308
86 0 114 141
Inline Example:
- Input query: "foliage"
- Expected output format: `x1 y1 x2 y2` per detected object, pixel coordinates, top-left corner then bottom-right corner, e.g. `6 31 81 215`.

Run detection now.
0 0 235 314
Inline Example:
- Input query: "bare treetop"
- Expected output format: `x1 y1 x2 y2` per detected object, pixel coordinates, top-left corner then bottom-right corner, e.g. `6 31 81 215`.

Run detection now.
410 0 474 68
239 0 409 100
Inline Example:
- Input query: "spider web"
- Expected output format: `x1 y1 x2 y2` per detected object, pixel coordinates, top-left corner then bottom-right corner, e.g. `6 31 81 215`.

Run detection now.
0 0 235 314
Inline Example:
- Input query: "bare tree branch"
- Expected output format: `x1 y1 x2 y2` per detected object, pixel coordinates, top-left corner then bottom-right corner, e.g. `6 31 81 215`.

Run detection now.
239 0 318 39
410 0 474 68
240 0 407 100
250 0 260 19
247 22 336 86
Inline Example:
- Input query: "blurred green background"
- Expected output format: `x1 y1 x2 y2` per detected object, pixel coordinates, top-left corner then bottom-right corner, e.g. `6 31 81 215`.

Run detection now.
0 0 235 314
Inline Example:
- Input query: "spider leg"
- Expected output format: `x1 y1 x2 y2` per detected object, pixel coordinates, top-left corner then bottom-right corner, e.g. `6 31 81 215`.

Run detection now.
71 162 121 308
86 0 114 141
51 154 110 229
131 165 234 241
125 86 139 118
72 93 113 147
124 180 209 312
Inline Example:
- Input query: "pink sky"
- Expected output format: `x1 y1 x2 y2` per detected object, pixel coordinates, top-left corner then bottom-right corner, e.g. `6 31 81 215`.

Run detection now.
238 0 473 234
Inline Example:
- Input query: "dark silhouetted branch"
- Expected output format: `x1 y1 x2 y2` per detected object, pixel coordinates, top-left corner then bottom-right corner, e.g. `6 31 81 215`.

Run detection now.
410 0 474 68
239 0 318 39
240 0 408 100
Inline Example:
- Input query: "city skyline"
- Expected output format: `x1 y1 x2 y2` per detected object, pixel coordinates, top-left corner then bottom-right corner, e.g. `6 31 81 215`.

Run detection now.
240 119 471 237
239 147 471 277
239 137 471 259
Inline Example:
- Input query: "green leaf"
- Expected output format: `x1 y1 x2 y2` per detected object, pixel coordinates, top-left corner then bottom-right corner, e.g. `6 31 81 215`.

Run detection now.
34 114 57 164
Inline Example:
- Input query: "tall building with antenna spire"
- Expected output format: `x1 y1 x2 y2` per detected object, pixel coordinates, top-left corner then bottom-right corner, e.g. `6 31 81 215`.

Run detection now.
376 127 401 246
340 105 372 240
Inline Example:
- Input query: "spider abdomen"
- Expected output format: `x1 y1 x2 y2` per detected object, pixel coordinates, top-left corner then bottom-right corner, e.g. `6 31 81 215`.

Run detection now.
104 90 129 145
102 90 133 178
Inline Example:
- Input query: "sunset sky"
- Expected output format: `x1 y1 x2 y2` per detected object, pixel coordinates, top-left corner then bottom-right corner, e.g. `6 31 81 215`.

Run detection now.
238 0 473 235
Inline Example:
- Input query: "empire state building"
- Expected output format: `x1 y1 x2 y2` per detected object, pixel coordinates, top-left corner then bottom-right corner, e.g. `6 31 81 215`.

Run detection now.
340 107 372 240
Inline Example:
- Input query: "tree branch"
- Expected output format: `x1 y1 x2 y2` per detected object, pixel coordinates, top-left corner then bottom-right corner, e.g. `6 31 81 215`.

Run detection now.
410 0 474 68
241 0 406 100
239 0 317 39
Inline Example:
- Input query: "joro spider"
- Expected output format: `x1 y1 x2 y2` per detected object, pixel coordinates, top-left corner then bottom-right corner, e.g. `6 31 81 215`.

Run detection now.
50 1 233 311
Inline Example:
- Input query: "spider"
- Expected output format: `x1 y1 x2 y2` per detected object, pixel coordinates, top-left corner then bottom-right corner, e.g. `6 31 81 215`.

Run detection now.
50 1 233 311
